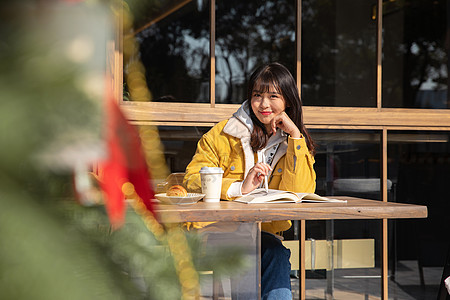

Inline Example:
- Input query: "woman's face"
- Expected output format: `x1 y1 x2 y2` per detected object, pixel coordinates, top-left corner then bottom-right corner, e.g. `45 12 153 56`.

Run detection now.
250 82 286 132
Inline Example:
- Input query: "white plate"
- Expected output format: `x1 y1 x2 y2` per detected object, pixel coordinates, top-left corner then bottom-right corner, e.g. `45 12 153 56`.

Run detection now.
155 193 205 205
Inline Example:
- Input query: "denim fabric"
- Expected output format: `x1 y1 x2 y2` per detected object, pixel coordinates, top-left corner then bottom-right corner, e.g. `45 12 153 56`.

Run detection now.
262 288 292 300
261 232 292 300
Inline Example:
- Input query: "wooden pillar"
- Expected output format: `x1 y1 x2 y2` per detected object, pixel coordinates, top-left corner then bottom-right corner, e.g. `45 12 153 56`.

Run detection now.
381 128 388 299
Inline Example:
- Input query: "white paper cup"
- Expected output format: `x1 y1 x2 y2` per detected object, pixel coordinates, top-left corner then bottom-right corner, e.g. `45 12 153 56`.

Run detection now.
199 167 224 202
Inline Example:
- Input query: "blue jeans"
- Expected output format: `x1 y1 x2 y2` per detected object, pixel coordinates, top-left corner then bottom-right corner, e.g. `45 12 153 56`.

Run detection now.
261 232 292 300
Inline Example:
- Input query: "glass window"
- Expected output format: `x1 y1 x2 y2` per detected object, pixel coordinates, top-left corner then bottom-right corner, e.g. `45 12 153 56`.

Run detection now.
388 131 450 296
158 125 211 173
299 130 383 298
311 129 381 197
301 0 377 107
215 0 296 104
383 0 449 108
300 219 382 299
128 0 210 102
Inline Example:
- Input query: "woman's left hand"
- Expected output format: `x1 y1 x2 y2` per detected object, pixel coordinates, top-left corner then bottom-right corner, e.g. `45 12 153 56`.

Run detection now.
270 112 301 138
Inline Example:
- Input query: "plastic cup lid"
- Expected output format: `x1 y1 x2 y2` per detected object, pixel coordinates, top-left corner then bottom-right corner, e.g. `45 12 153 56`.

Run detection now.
199 167 224 174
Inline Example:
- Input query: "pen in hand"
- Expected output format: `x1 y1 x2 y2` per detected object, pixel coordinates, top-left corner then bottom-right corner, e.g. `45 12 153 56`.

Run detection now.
264 174 269 193
262 152 269 193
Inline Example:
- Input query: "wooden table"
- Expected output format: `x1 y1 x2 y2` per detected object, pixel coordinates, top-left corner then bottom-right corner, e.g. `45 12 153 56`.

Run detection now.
156 196 427 223
155 197 427 299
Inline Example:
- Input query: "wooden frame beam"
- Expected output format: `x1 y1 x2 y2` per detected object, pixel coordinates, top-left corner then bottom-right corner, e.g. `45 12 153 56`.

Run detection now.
121 102 450 129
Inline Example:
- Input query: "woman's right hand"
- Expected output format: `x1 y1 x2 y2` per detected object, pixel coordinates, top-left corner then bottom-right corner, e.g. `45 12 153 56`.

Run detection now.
241 162 272 194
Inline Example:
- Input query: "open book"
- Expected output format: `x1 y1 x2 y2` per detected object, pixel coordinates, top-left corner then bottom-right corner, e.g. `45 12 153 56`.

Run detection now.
235 188 346 204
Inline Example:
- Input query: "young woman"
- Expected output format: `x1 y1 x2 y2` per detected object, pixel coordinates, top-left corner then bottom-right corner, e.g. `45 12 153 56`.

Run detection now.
184 62 316 299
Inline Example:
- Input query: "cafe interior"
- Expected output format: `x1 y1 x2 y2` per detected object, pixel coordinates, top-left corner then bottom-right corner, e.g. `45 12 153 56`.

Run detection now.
118 0 450 299
2 0 450 300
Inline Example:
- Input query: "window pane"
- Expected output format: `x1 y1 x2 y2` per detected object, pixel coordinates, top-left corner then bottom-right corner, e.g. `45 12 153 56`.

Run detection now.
301 0 377 107
388 131 450 296
302 130 383 298
158 125 211 173
311 130 381 196
215 0 296 104
129 0 210 102
383 0 449 108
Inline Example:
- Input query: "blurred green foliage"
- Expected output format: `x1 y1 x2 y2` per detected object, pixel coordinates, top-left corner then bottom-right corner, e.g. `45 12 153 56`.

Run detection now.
0 2 246 300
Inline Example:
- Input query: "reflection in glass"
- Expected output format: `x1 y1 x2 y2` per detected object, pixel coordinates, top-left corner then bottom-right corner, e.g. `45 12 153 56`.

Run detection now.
388 131 450 295
215 0 296 104
383 0 449 108
158 126 211 173
311 130 381 196
129 0 210 102
302 219 381 299
300 130 382 298
301 0 377 107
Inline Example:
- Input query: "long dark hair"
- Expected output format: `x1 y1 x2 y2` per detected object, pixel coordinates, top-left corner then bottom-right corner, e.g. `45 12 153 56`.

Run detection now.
247 62 316 155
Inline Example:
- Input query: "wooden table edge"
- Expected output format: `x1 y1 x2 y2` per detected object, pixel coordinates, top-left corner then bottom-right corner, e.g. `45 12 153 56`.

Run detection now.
155 196 428 224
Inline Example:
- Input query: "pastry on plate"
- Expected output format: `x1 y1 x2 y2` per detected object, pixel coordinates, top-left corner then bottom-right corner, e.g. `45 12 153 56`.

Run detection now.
166 185 187 197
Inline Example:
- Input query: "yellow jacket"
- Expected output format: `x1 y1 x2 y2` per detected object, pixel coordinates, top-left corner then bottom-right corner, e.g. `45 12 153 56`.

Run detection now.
183 101 316 234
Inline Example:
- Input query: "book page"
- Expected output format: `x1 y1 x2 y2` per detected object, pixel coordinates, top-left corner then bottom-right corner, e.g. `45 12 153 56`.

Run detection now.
235 188 299 204
235 188 346 204
296 193 346 203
